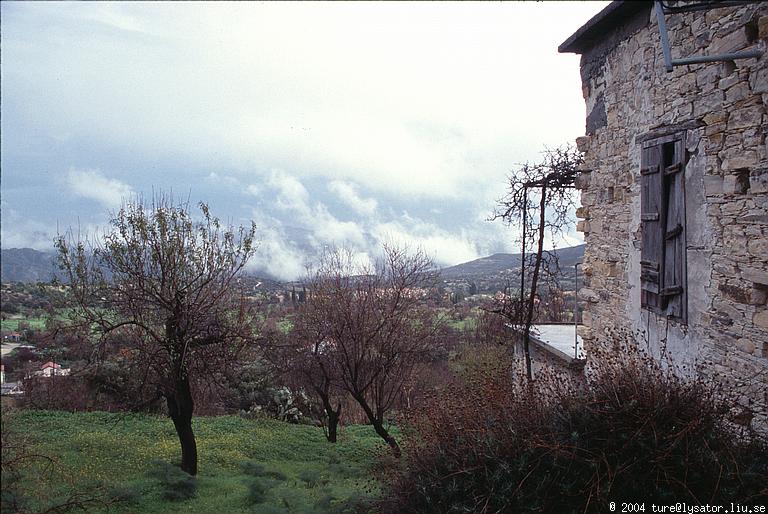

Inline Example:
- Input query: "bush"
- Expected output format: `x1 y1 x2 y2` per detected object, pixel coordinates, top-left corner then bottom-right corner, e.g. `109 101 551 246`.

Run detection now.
240 460 287 481
327 452 360 479
1 301 20 314
245 477 275 505
380 345 768 513
107 484 142 505
298 468 326 488
147 460 197 501
239 460 286 506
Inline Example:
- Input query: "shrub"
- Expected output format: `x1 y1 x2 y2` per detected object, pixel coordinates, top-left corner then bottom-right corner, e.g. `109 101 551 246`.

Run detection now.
329 493 377 514
1 301 20 314
240 460 267 476
147 460 197 501
239 460 286 506
240 460 287 481
380 345 768 513
107 484 142 505
298 468 325 488
245 477 276 505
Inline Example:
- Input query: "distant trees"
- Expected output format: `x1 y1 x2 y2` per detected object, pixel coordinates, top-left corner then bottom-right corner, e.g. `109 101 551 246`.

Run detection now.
56 196 258 475
289 246 442 456
1 301 20 314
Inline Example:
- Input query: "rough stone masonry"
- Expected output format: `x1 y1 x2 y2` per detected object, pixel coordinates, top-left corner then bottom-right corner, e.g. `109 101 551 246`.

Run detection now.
561 1 768 424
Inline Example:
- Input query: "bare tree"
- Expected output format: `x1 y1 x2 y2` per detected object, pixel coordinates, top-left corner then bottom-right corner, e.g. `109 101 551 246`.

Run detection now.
56 195 257 475
281 312 345 443
490 146 583 380
299 246 442 457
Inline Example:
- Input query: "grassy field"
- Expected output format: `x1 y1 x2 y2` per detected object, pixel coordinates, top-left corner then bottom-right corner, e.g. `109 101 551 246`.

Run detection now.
1 315 49 332
1 308 78 333
3 409 386 513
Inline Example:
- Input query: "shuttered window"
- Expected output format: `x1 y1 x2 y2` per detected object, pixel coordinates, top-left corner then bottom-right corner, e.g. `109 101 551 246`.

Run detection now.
640 133 687 322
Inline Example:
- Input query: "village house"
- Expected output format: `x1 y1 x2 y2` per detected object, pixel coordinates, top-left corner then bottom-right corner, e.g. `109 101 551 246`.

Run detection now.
1 363 24 397
36 361 71 378
560 1 768 421
3 331 23 342
0 381 23 397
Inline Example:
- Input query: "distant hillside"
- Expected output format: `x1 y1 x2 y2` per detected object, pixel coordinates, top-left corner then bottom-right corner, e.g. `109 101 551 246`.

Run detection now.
0 247 284 287
2 244 586 291
441 244 584 279
440 253 522 280
439 244 584 293
1 248 59 283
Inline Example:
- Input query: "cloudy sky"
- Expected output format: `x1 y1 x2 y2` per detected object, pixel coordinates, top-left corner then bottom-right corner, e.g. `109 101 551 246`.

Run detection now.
1 1 607 280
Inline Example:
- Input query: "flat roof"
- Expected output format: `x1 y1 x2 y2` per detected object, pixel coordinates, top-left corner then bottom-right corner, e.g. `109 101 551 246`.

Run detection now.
559 1 651 54
531 324 585 360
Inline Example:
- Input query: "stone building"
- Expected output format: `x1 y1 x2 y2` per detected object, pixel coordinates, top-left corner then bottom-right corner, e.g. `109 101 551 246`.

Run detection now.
560 1 768 419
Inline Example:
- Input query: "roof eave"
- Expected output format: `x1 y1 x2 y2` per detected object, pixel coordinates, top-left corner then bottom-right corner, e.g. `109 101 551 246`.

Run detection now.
559 1 651 54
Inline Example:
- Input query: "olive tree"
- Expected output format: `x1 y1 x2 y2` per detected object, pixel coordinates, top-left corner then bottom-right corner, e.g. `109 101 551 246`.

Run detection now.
299 246 442 457
56 196 257 475
280 314 345 443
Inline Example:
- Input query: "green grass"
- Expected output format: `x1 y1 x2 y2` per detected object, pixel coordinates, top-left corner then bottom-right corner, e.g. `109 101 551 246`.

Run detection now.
277 319 294 334
1 315 49 332
445 316 478 332
432 307 480 333
1 308 82 334
4 410 384 513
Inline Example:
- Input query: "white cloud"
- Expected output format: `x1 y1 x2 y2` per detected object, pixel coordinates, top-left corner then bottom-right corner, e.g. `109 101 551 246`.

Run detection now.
246 226 307 281
2 1 602 261
328 181 377 217
371 218 481 267
81 4 148 34
268 170 311 215
0 206 109 252
309 204 367 248
3 2 601 196
244 171 547 278
66 169 134 208
256 172 368 249
0 215 52 251
206 172 241 188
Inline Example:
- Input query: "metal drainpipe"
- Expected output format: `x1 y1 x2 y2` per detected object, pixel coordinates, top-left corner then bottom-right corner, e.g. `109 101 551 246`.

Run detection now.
655 1 674 72
655 0 764 73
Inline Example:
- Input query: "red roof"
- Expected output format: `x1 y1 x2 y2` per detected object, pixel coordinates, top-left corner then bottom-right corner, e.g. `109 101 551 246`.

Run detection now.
41 361 61 370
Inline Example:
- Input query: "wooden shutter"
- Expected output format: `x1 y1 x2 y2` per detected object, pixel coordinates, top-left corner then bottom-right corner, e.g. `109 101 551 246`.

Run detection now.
661 139 686 319
640 144 663 311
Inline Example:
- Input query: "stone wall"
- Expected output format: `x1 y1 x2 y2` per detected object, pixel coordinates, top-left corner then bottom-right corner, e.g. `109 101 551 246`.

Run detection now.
573 3 768 421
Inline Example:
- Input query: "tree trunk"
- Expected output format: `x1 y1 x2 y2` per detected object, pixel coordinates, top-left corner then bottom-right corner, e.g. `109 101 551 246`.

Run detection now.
523 185 548 382
166 376 198 475
352 393 401 457
520 186 531 380
372 419 401 457
326 401 341 443
319 391 342 443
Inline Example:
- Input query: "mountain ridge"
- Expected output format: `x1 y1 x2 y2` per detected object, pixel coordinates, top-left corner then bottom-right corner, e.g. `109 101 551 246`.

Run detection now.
440 244 584 279
1 245 585 285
